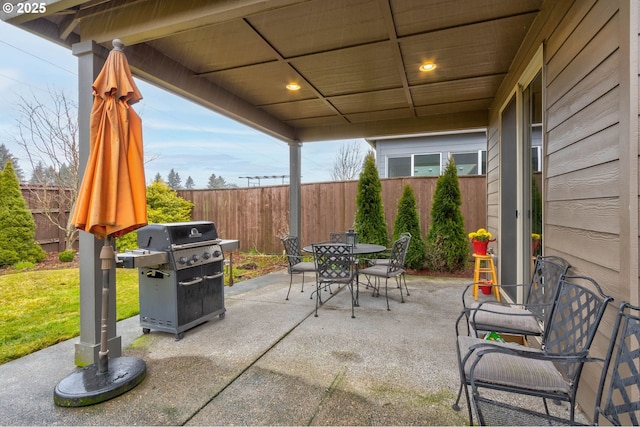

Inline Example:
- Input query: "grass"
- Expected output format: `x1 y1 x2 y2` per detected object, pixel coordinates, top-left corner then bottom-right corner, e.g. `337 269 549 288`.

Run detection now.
0 253 285 365
0 268 139 364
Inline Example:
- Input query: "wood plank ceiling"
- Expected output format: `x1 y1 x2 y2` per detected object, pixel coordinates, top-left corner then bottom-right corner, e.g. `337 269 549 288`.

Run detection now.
2 0 542 143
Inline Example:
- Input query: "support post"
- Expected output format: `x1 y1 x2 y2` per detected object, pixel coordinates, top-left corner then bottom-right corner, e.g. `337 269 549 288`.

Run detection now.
289 141 302 240
72 40 121 366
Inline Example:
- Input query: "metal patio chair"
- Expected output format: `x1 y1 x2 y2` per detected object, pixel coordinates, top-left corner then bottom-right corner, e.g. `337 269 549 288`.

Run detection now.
461 255 571 338
366 232 412 293
312 243 356 318
281 236 316 300
593 301 640 426
359 235 410 311
455 275 613 426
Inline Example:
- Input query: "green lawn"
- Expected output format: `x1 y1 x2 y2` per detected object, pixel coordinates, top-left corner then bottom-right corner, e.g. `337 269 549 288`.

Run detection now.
0 253 285 365
0 268 139 364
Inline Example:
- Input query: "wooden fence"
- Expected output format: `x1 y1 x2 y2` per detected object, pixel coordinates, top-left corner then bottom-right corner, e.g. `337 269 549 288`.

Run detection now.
21 186 71 253
23 176 486 254
178 175 487 254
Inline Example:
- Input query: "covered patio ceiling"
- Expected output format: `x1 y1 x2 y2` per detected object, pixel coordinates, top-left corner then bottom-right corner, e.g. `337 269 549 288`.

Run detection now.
2 0 542 144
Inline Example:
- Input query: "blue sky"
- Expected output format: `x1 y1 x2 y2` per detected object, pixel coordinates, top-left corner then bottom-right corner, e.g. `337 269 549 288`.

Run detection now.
0 20 370 188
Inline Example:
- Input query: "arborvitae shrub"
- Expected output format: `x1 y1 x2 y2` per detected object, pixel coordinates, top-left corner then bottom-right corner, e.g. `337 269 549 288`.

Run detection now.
424 159 468 272
0 161 46 267
392 184 426 269
353 153 388 247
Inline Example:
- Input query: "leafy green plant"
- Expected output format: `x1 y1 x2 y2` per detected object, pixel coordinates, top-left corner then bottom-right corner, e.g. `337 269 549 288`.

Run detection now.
424 159 468 272
354 153 388 247
13 261 35 270
392 184 426 269
0 160 46 267
116 180 194 251
58 250 76 262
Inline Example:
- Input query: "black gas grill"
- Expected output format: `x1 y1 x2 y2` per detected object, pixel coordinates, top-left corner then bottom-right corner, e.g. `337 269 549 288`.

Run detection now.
117 221 226 340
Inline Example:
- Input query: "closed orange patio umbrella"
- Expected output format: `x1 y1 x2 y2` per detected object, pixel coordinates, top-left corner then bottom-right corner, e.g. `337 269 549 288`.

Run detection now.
55 39 147 407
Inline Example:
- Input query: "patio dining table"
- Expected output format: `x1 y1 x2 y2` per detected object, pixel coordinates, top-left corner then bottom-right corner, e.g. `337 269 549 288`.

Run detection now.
303 243 387 306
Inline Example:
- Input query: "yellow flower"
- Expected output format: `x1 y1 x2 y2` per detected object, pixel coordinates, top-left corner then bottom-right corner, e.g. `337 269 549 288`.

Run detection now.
469 228 493 242
532 233 541 240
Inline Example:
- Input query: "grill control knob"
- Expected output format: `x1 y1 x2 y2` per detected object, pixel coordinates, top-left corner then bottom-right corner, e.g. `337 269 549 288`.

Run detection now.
213 250 222 258
203 252 211 259
178 256 187 265
187 258 195 266
191 254 199 262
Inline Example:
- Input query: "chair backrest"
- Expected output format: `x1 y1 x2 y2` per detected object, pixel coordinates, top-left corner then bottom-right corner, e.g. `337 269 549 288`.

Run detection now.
526 255 571 325
387 236 409 274
542 275 612 385
281 236 302 271
312 243 354 282
398 233 412 265
594 302 640 426
329 232 347 243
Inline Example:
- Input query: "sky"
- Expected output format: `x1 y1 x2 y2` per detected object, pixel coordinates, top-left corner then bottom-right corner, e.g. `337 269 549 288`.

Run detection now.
0 20 371 188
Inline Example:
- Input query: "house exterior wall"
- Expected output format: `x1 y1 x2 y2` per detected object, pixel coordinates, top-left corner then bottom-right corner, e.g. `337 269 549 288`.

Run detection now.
371 131 487 177
487 0 638 420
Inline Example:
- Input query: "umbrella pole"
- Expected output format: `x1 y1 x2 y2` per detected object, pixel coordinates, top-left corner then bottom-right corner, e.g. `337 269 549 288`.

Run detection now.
98 238 114 374
53 235 146 406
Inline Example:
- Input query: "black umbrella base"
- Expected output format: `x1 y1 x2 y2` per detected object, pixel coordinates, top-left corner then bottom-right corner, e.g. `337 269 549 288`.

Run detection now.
54 357 146 407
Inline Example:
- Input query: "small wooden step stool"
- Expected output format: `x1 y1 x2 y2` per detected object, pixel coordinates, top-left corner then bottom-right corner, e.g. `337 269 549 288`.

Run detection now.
472 253 500 301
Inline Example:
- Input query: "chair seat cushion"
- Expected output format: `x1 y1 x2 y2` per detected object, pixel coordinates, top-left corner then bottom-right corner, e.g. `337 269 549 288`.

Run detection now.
457 335 569 395
291 261 316 273
468 303 542 335
360 265 404 278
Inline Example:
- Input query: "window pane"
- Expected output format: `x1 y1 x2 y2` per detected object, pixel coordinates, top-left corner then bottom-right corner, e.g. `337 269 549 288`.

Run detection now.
452 152 478 175
414 154 440 176
388 157 411 177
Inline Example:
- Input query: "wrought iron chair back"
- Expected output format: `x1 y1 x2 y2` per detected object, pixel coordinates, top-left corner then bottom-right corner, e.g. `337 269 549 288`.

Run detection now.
526 255 571 326
281 235 302 271
281 236 316 300
312 243 356 318
329 232 347 243
594 302 640 426
543 276 611 383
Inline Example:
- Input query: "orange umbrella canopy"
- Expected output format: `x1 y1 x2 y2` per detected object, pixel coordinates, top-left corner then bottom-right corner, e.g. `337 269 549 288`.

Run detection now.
72 41 147 238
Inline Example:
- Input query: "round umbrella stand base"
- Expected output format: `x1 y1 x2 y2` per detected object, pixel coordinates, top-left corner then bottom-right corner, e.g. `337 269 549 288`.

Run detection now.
54 357 146 407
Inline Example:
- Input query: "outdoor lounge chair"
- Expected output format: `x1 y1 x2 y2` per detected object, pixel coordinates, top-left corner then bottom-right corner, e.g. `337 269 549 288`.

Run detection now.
312 243 356 318
593 301 640 426
281 236 316 300
461 255 571 338
454 275 613 426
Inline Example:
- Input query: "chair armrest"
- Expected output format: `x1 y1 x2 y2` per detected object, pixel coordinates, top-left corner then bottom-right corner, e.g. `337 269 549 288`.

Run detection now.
461 282 529 308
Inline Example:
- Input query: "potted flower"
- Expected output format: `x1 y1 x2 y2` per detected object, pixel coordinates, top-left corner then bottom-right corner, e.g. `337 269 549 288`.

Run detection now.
532 233 541 255
468 228 495 255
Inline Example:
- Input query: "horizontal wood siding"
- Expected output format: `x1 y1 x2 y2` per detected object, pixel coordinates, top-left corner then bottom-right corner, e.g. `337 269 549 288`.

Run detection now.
487 0 637 420
179 176 486 254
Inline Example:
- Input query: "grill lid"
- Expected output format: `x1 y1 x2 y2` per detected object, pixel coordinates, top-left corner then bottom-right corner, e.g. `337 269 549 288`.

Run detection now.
137 221 219 251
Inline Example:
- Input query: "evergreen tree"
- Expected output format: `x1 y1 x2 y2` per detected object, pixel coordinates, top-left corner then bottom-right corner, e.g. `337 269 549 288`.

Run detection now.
153 172 163 183
167 168 182 189
354 153 388 246
0 144 24 182
185 176 195 189
392 184 426 269
0 160 46 266
424 159 468 272
207 173 228 189
116 180 194 251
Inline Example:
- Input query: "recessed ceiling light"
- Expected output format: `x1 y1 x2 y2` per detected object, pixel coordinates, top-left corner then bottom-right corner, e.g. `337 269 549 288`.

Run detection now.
419 62 436 72
286 83 301 91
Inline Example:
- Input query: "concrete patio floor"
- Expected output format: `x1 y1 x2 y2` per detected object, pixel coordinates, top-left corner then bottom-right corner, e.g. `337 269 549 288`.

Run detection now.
0 270 587 425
